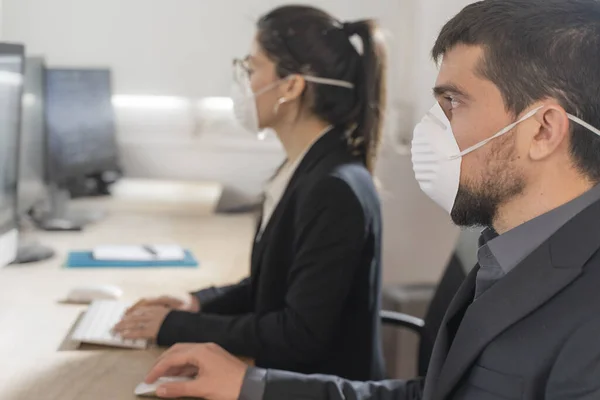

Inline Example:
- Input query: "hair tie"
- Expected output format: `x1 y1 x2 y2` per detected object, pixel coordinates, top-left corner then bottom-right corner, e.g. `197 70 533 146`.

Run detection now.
342 22 356 36
341 21 364 55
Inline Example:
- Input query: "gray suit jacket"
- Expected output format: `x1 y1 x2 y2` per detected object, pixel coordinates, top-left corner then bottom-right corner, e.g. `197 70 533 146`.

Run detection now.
262 199 600 400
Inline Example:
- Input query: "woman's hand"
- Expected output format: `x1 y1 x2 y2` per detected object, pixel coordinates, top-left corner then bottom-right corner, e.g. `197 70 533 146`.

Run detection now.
113 306 171 340
126 295 200 315
145 343 248 400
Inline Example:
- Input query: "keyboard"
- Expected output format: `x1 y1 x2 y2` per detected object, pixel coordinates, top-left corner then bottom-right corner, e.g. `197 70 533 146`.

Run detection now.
71 300 148 349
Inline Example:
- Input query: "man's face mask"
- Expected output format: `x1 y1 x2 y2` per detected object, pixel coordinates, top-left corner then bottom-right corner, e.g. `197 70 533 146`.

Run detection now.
411 102 600 215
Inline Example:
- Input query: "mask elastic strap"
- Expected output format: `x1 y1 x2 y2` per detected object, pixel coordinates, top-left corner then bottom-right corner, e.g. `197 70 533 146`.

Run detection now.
253 80 281 97
448 106 543 160
253 76 354 97
568 114 600 137
303 76 354 89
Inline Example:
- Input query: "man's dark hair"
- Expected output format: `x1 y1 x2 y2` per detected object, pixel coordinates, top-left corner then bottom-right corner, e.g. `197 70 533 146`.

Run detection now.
433 0 600 182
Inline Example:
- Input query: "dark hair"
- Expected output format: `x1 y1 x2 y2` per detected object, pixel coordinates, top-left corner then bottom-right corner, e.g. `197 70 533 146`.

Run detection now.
257 5 387 174
433 0 600 182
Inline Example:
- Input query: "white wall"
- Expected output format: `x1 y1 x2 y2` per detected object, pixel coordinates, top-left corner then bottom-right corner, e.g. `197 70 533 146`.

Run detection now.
2 0 411 98
3 0 476 284
1 0 414 196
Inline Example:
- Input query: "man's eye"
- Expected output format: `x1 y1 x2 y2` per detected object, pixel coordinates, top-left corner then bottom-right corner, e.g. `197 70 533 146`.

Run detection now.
445 95 460 110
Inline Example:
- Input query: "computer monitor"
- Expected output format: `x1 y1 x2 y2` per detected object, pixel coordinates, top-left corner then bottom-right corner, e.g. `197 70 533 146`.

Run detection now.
12 56 55 264
18 56 47 217
0 43 25 268
40 68 120 230
45 68 119 185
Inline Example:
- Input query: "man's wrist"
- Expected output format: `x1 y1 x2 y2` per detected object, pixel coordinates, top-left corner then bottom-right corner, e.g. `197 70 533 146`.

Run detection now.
238 367 267 400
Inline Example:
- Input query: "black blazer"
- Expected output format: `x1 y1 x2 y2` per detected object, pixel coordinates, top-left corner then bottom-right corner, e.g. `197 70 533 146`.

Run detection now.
260 196 600 399
157 128 385 381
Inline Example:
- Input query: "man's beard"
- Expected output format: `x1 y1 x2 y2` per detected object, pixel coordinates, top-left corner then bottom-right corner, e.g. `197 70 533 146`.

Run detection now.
450 135 525 228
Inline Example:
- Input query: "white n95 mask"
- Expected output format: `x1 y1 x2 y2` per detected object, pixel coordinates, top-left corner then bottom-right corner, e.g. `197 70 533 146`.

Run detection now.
230 59 354 139
411 102 600 214
230 62 275 139
411 103 543 213
411 103 462 214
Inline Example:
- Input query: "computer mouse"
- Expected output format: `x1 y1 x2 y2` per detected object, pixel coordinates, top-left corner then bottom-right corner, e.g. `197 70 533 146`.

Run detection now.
66 284 123 304
134 376 194 397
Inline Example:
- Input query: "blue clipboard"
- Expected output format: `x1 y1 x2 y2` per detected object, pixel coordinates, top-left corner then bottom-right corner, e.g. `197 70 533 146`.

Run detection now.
65 250 199 268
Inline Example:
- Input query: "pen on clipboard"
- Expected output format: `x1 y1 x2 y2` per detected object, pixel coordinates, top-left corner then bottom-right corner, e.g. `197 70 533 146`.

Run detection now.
143 245 158 259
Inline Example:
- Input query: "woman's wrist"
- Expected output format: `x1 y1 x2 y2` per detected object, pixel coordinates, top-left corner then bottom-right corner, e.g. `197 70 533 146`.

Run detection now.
189 295 201 313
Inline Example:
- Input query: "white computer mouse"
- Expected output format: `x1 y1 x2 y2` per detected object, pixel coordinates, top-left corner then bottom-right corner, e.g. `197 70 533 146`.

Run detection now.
66 284 123 304
134 376 194 397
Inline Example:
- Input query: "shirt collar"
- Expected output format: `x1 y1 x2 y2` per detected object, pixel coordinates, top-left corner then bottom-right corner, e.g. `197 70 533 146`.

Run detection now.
479 183 600 274
479 227 498 246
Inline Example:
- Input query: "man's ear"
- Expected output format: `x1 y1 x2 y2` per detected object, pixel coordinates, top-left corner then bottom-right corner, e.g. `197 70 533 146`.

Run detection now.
529 104 570 161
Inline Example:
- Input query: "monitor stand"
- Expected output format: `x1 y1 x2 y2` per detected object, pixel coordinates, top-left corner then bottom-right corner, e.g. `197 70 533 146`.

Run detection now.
13 240 55 264
36 186 105 231
11 218 55 265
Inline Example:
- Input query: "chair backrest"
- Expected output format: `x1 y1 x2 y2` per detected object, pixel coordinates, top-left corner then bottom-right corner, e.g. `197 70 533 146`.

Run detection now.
416 228 480 376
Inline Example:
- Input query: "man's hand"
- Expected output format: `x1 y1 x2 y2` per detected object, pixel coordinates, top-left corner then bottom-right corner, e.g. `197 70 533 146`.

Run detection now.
113 306 171 340
126 295 200 315
145 343 248 400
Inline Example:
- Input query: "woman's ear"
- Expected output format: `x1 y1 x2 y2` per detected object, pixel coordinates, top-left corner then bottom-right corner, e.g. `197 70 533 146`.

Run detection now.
279 75 306 102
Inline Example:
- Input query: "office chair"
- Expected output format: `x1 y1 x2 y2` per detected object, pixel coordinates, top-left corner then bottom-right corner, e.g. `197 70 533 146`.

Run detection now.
380 229 479 377
380 253 466 376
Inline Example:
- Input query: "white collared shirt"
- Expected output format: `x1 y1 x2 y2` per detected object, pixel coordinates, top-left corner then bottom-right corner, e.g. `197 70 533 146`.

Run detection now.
259 126 333 235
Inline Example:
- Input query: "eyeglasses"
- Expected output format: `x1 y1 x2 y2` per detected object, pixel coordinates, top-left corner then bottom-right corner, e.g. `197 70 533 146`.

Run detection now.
232 58 251 83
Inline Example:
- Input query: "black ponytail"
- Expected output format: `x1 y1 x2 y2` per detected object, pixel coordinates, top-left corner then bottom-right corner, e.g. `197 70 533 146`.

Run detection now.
257 6 388 175
342 20 387 174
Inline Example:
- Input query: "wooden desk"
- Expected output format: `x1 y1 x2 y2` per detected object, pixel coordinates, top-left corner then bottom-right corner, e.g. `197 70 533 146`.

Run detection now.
0 181 255 399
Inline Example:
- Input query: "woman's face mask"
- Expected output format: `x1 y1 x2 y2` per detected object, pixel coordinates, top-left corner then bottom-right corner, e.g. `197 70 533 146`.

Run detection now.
230 58 354 139
230 59 281 139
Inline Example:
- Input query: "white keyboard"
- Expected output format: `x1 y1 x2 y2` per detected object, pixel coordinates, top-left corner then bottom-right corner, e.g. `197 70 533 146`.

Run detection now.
71 300 148 349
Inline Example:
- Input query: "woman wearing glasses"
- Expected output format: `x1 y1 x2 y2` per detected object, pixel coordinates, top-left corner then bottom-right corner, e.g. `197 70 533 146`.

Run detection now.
116 4 388 381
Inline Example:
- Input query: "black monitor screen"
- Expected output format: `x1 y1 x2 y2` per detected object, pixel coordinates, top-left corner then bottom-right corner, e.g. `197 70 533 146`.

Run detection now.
18 57 46 215
45 68 118 184
0 44 24 233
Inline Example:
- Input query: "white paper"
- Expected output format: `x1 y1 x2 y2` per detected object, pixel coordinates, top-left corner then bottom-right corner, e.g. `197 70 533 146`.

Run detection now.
92 245 185 261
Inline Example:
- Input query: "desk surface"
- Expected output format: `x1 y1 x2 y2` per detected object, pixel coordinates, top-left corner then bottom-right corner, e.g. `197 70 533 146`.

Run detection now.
0 181 255 399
